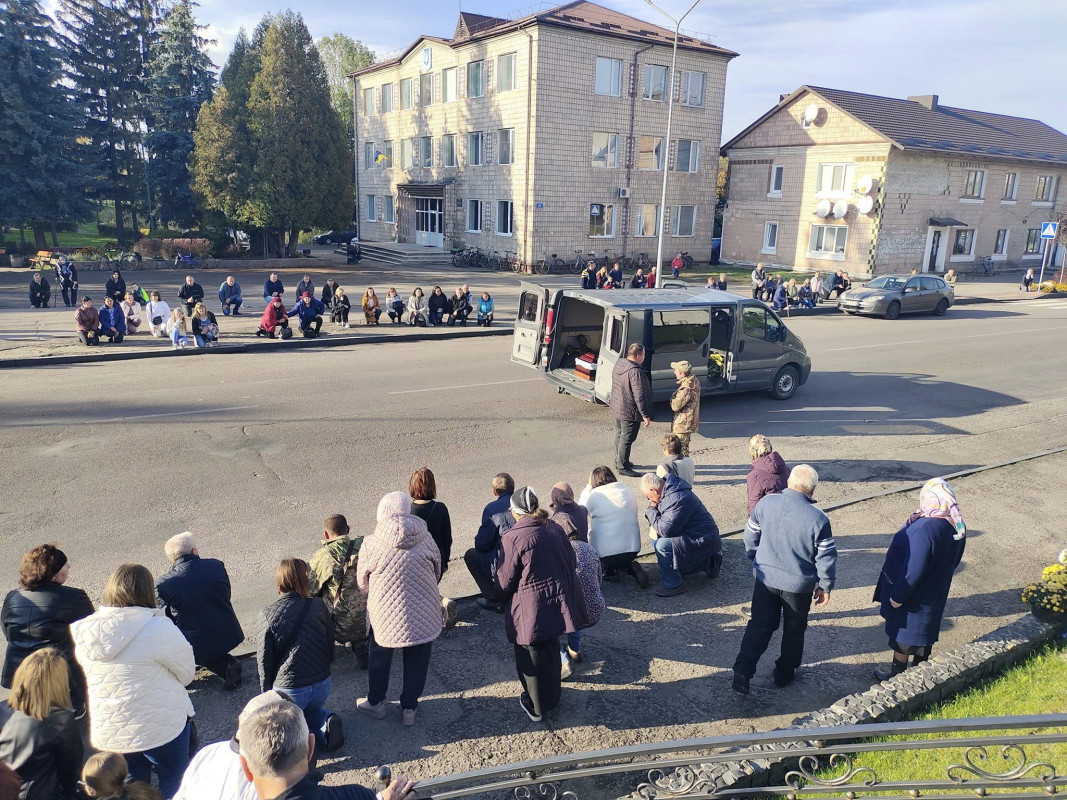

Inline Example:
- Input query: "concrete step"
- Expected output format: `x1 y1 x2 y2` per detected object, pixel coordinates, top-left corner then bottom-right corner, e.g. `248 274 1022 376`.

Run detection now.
359 244 449 266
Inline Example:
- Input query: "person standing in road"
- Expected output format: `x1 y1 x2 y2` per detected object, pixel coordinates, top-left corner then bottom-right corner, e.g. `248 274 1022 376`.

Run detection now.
873 478 966 681
732 465 836 694
55 256 78 308
464 473 514 612
640 472 721 598
609 344 653 477
218 276 243 316
668 360 699 457
810 271 823 302
750 263 767 299
309 515 368 669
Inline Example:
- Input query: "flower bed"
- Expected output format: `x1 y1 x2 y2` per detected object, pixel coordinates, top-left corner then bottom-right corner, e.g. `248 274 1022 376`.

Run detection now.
1021 548 1067 621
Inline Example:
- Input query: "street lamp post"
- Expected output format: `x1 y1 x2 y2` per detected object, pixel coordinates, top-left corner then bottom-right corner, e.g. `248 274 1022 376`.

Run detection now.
645 0 702 289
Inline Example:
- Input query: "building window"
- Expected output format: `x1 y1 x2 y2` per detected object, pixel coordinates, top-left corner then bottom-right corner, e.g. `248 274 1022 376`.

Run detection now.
467 132 483 166
994 228 1008 255
808 224 847 256
419 73 433 106
442 134 456 167
763 222 778 254
769 165 784 196
497 129 514 165
643 64 668 101
591 132 619 168
420 136 433 168
816 163 853 194
467 60 484 98
362 87 374 115
962 170 985 199
380 83 393 113
381 140 393 169
399 78 412 110
498 53 516 91
365 194 375 222
673 205 696 236
634 204 658 237
495 200 514 236
638 136 663 170
953 229 974 255
594 57 622 96
589 202 615 237
400 139 414 169
363 142 374 170
676 139 700 172
1003 172 1017 200
1025 229 1042 254
1035 175 1056 202
681 71 704 107
442 67 456 102
383 196 395 224
466 199 482 233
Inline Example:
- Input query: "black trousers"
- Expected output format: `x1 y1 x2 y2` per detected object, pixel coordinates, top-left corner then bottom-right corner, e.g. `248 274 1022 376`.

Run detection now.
367 630 432 710
31 294 50 308
78 331 99 346
515 638 561 717
61 286 75 307
300 316 323 336
600 551 638 571
464 548 501 602
199 653 239 679
102 330 124 343
613 418 641 471
733 580 813 679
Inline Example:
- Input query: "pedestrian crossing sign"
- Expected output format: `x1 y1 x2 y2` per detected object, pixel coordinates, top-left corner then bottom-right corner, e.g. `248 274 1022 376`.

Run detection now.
1040 221 1058 239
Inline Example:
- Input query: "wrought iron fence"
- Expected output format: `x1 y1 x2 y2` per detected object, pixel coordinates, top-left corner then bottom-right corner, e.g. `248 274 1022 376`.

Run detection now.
387 714 1067 800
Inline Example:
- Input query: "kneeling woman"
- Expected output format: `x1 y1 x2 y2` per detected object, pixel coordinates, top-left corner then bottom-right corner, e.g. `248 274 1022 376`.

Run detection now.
257 295 292 339
191 302 219 347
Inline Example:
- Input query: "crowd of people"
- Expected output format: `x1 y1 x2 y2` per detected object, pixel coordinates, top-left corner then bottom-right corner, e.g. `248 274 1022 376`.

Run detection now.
57 269 498 348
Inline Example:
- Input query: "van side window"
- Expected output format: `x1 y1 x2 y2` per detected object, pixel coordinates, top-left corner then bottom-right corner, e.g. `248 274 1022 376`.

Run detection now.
608 316 624 353
519 292 540 322
651 309 710 353
742 306 781 342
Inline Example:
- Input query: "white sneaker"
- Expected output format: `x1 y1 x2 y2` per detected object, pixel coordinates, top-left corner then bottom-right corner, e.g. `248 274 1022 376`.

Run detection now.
402 708 416 727
561 658 574 681
344 322 350 328
357 698 387 720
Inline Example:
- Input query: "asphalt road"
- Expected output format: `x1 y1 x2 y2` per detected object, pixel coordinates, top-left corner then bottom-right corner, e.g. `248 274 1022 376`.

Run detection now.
2 295 1067 789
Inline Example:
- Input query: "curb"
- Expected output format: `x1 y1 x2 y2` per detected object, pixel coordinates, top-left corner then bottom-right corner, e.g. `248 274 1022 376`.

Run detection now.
0 326 513 369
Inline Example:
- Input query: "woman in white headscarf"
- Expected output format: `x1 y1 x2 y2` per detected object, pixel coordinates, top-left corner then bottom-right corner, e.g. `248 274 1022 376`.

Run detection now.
356 492 441 727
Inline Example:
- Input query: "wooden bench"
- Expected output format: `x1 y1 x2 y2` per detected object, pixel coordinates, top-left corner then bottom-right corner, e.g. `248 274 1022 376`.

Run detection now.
28 251 54 270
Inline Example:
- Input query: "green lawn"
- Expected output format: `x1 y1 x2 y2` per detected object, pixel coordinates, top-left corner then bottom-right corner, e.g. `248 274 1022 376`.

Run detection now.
811 641 1067 788
5 224 113 250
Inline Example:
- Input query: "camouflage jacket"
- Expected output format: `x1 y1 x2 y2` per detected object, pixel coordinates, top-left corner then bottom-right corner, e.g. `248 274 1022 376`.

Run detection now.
308 535 367 644
670 375 701 434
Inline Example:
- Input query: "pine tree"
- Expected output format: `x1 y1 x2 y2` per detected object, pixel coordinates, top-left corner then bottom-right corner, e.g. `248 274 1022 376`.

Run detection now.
145 0 215 228
0 0 94 247
318 33 374 143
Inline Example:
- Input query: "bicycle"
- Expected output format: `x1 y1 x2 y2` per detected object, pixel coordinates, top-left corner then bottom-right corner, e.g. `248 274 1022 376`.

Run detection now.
99 248 141 271
173 251 202 270
486 250 502 271
976 257 994 276
503 251 525 274
536 251 566 275
571 250 596 274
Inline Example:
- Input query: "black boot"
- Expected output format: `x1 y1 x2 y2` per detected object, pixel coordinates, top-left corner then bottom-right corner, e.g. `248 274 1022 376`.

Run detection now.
351 639 369 670
873 658 907 682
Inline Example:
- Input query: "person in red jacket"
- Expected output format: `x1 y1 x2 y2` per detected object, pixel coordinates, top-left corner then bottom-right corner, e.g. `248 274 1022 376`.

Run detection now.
671 251 684 278
256 295 292 339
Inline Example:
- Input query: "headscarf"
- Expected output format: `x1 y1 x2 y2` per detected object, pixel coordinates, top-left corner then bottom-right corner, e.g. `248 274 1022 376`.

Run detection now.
549 482 574 509
510 486 539 517
907 478 965 540
376 491 412 522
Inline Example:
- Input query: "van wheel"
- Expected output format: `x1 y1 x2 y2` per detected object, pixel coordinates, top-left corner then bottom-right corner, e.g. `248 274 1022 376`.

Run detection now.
884 301 901 320
933 298 949 316
770 365 799 401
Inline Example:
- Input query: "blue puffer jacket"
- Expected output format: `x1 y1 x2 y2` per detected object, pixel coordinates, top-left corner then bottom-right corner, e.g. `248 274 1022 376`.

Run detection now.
645 475 720 573
218 281 242 303
98 304 126 334
288 298 326 327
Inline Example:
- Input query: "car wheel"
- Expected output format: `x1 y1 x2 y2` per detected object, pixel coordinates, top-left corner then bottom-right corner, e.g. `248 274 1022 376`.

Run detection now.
770 365 799 401
933 298 949 316
323 238 332 245
884 301 901 320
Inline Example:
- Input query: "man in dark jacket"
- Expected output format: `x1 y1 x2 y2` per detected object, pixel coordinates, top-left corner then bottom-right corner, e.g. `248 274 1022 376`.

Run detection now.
178 274 205 316
320 278 340 306
746 434 790 514
609 343 653 477
28 272 51 308
289 293 326 337
464 473 514 612
156 532 245 690
641 472 721 597
732 464 836 694
580 262 598 290
263 272 285 303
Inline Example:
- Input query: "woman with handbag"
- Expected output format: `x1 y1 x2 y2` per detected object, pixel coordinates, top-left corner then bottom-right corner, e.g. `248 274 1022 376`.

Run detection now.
256 559 343 753
145 291 171 338
361 287 381 325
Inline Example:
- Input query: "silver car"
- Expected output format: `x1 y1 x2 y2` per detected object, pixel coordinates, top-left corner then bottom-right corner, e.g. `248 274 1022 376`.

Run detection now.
837 274 954 319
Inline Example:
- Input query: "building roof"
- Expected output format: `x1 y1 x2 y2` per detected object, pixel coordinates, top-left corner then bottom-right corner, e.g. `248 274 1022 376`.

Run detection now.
351 0 736 78
723 85 1067 165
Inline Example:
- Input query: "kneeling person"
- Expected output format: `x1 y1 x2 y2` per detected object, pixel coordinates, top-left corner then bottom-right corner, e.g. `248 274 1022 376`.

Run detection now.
289 293 325 338
641 472 721 598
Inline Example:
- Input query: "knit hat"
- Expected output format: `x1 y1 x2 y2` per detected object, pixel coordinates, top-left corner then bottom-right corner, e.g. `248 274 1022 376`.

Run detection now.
377 491 412 522
302 291 311 298
549 482 574 509
510 486 539 516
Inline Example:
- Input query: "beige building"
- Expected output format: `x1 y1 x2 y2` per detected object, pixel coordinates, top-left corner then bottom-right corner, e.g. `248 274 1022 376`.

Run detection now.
721 86 1067 277
350 1 736 266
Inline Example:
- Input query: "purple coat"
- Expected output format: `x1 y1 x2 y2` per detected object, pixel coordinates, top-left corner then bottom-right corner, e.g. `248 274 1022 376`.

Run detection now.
496 516 590 646
747 452 790 514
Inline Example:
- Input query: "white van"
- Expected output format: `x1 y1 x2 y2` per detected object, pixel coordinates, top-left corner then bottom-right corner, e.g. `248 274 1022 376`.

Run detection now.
511 284 812 403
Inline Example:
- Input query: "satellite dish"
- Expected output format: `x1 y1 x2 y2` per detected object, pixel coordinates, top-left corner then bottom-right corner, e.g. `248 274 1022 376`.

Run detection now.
857 176 876 195
815 200 831 218
803 104 820 123
832 200 849 219
857 195 875 214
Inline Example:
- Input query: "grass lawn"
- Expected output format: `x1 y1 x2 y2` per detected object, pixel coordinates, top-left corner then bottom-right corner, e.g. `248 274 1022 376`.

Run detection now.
680 264 821 289
6 224 113 251
812 640 1067 786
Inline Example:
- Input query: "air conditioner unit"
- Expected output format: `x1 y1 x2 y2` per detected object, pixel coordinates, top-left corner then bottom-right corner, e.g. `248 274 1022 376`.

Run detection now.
617 187 630 199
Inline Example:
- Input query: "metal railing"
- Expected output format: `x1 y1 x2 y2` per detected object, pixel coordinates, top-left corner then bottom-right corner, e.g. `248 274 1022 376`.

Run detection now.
386 714 1067 799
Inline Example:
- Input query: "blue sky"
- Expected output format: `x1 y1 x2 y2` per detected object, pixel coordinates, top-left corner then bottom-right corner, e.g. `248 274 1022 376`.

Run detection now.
192 0 1067 140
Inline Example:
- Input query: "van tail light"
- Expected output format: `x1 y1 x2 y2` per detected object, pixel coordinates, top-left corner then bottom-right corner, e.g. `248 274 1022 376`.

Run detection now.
541 307 555 368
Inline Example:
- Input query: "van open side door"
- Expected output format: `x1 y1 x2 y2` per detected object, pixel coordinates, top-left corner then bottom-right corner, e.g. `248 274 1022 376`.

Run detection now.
511 282 556 369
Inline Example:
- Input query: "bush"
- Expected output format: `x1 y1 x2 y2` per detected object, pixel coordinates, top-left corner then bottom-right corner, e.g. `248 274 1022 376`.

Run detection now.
210 231 233 259
1039 281 1067 294
159 238 211 260
133 238 163 259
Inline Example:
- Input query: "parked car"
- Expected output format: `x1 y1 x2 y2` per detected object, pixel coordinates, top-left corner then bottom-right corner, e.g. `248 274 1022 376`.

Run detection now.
838 274 954 319
313 230 358 245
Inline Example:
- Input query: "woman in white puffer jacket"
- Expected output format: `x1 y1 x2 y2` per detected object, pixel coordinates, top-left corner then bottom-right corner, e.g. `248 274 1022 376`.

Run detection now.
578 466 649 588
72 564 195 799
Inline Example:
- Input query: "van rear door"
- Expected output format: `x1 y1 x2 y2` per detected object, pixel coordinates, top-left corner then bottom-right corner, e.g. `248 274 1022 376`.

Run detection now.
511 282 554 368
593 311 626 403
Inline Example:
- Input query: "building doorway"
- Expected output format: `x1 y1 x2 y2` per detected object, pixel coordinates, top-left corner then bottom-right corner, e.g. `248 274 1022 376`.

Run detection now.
414 198 444 247
922 227 948 273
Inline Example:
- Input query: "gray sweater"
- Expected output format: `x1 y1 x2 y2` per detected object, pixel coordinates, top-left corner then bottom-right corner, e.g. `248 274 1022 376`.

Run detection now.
744 488 837 594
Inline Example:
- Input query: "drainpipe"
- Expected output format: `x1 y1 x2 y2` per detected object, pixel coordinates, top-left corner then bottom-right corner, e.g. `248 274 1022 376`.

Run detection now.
352 76 361 236
521 24 535 270
624 43 655 259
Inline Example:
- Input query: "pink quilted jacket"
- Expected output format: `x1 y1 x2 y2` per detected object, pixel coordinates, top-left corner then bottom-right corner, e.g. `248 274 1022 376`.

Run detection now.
358 502 442 649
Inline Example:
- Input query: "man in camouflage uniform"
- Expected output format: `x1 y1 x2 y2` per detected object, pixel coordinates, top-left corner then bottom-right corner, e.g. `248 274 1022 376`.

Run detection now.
669 360 700 457
309 514 369 668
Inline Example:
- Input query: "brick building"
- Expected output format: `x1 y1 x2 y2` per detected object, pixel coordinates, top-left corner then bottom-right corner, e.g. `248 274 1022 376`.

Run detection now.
720 86 1067 276
350 1 736 265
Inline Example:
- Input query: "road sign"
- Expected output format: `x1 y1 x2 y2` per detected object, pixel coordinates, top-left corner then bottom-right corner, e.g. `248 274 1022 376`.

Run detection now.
1040 221 1059 240
590 204 602 217
535 202 544 209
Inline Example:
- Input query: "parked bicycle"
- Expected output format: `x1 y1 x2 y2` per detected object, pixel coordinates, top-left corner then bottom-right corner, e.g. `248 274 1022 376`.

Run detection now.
99 248 140 271
536 251 567 275
570 250 596 274
172 251 202 270
976 257 994 276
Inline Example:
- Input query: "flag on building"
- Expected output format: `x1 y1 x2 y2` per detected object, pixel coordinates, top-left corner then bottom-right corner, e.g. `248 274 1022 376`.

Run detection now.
374 148 387 165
